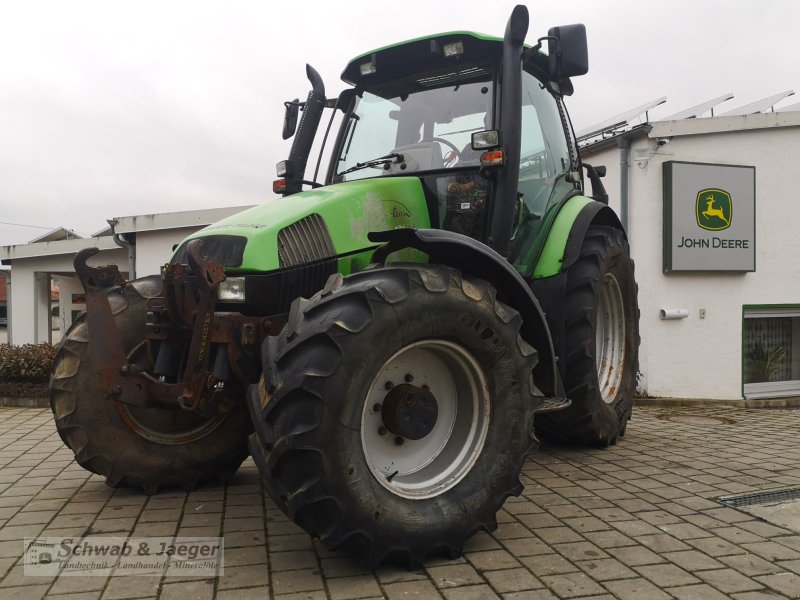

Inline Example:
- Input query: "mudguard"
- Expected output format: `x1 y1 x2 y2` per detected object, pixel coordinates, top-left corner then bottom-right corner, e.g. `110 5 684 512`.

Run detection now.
369 228 561 397
530 198 627 384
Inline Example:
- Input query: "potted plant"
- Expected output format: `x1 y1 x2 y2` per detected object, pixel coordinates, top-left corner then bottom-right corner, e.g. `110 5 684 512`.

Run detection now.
748 342 787 383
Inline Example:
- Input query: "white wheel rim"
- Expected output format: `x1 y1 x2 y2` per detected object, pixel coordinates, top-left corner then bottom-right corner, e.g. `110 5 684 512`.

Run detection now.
361 340 490 499
595 273 626 404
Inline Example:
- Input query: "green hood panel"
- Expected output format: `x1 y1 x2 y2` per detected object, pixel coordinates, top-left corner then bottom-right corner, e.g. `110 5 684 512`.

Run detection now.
180 177 430 272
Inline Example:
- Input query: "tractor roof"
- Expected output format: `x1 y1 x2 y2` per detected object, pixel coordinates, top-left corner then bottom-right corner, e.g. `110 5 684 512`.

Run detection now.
341 31 505 87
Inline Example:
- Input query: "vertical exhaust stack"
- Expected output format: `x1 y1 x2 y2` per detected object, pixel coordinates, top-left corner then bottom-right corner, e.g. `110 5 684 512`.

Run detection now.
488 4 528 257
284 65 326 195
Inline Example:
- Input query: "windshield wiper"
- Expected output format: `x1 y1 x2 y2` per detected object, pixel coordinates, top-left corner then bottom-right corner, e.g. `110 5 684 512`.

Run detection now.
338 153 404 177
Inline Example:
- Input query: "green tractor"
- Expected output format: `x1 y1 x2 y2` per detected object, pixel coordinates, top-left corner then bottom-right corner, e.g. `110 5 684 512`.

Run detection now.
51 5 638 567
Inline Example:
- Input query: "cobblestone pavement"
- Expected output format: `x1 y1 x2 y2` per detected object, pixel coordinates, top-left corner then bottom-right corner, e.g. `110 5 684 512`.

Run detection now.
2 406 800 599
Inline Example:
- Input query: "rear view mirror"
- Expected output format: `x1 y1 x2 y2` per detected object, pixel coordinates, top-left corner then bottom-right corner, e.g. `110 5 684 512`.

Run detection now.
282 99 300 140
548 24 588 80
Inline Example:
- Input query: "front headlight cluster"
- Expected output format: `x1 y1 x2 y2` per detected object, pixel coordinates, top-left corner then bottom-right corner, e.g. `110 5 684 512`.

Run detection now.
217 277 246 302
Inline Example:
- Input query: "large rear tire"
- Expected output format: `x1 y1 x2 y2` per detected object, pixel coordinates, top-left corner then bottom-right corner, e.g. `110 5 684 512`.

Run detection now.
247 265 542 568
538 226 639 446
50 277 252 494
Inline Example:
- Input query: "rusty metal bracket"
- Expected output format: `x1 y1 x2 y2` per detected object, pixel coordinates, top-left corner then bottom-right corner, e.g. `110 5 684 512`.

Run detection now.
74 247 127 292
73 248 142 403
73 244 232 417
175 240 226 412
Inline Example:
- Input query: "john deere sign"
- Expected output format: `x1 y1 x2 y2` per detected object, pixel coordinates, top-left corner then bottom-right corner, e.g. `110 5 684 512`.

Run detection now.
664 161 755 272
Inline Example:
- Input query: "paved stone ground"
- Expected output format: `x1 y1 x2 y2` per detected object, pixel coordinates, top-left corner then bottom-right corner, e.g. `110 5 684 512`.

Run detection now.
2 406 800 599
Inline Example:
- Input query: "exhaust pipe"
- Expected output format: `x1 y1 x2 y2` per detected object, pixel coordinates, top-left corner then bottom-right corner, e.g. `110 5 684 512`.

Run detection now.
488 5 529 256
284 65 326 195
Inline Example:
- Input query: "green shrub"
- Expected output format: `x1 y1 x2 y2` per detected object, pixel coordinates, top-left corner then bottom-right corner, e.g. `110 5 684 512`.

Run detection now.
0 344 56 381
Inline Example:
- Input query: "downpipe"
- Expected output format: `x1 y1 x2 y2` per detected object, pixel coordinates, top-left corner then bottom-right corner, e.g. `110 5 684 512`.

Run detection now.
617 136 630 233
108 218 136 279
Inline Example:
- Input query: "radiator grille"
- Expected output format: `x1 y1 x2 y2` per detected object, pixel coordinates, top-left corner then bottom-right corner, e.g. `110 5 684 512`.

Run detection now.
278 214 336 268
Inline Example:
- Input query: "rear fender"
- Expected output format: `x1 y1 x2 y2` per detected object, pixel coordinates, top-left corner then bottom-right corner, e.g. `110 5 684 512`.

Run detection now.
369 228 561 397
529 198 627 383
534 196 626 279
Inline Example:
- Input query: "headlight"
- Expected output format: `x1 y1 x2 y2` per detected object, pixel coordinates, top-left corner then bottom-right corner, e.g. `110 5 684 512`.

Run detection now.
218 277 246 302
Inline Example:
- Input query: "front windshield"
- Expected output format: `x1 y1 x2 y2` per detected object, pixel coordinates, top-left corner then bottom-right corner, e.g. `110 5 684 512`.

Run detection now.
335 66 494 181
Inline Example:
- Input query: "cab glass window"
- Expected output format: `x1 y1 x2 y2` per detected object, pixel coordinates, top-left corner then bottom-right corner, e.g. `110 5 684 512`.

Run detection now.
509 70 575 273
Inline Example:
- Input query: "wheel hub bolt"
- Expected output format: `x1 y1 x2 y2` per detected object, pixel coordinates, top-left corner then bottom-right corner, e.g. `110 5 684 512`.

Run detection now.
119 365 129 375
378 426 387 436
404 373 414 382
373 403 382 412
384 381 393 390
395 436 405 446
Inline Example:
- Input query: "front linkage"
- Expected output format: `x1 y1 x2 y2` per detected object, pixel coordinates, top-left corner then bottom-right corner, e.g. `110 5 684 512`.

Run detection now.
73 240 267 419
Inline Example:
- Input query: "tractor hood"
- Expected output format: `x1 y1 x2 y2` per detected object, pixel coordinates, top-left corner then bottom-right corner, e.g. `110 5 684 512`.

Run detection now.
176 177 430 273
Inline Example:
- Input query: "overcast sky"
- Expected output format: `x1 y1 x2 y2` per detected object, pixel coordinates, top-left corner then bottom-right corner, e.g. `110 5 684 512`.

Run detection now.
1 0 798 247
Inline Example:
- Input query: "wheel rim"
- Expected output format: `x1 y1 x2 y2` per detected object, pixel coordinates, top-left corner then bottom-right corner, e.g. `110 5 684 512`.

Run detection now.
116 341 227 445
361 340 490 499
595 273 626 404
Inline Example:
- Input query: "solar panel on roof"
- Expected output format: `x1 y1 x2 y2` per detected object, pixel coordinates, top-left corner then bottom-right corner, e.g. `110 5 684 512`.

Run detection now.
776 101 800 112
718 90 795 116
575 97 666 142
661 93 734 120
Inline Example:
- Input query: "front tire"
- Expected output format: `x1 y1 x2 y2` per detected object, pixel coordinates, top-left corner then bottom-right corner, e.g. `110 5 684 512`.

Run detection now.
538 226 639 446
247 265 543 567
50 277 252 494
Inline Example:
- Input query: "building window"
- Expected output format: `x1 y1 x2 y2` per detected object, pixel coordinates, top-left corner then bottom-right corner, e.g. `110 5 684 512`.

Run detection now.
743 306 800 399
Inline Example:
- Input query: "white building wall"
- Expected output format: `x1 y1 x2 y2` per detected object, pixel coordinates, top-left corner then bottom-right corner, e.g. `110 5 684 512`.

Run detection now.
56 275 85 334
1 206 251 345
135 227 201 277
584 122 800 399
7 250 126 345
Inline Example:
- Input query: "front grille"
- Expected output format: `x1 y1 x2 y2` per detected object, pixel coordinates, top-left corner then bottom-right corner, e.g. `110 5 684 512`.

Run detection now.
278 214 336 267
216 259 339 316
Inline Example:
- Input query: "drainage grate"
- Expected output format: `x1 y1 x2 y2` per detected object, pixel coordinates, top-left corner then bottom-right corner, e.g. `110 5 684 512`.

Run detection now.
658 414 735 425
719 487 800 508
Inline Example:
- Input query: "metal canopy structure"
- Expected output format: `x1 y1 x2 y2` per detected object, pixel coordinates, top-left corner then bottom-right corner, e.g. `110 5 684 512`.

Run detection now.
777 101 800 112
719 90 796 116
576 97 667 144
662 93 734 120
577 87 797 149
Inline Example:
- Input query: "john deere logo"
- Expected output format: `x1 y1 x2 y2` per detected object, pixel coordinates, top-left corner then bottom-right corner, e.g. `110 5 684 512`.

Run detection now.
696 188 732 231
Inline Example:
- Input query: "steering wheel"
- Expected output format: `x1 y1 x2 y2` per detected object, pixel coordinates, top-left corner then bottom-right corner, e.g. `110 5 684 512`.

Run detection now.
431 137 460 167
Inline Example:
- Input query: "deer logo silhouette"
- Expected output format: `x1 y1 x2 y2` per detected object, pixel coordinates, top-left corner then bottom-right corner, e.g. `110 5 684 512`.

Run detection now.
695 189 732 231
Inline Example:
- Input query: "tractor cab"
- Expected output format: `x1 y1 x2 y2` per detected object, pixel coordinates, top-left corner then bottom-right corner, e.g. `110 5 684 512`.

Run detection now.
280 20 590 277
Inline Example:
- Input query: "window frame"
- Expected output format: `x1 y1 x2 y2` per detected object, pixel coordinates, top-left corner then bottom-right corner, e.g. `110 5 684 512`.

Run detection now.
742 304 800 399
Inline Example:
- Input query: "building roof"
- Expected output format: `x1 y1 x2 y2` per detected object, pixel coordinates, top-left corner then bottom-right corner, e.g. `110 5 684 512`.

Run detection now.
581 109 800 155
111 205 254 235
28 227 83 244
578 90 798 149
0 205 255 263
